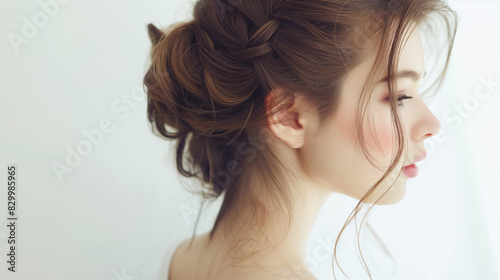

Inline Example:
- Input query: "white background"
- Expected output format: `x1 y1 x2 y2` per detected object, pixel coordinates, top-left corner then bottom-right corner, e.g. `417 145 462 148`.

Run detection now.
0 0 499 279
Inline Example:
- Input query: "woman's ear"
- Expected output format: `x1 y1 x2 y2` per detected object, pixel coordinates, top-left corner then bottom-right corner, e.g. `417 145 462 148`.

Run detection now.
147 23 165 45
265 89 310 149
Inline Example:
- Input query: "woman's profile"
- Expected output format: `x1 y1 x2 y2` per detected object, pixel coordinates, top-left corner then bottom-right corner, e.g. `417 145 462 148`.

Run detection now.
143 0 457 279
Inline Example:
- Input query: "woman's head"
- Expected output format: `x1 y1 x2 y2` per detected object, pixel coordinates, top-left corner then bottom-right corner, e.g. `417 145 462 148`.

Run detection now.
295 22 441 206
144 0 456 277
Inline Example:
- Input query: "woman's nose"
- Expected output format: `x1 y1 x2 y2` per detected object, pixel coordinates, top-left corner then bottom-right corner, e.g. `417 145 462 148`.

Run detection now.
411 98 442 141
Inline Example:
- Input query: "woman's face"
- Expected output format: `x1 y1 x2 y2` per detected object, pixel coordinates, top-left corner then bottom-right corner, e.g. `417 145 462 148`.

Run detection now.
301 26 441 205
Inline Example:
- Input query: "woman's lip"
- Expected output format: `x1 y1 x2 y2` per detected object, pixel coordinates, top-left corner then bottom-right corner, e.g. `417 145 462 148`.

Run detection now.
402 163 418 178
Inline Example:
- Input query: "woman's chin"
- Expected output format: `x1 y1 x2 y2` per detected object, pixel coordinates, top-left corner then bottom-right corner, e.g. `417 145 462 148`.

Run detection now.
359 180 408 206
374 183 407 205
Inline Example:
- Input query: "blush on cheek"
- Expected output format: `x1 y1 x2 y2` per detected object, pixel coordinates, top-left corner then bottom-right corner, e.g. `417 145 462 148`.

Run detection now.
363 118 395 159
377 123 395 157
335 106 394 159
370 106 397 158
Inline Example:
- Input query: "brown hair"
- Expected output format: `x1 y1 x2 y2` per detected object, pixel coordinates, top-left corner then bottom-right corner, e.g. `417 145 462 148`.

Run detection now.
143 0 457 278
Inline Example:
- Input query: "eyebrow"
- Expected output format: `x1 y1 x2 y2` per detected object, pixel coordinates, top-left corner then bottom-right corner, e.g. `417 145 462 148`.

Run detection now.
377 70 427 84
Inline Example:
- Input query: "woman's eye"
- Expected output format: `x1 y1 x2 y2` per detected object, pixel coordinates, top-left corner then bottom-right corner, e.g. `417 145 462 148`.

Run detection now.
396 95 413 106
383 91 413 107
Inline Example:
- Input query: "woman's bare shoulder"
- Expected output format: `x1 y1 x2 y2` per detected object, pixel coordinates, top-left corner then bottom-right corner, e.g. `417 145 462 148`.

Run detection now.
168 233 210 280
169 232 318 280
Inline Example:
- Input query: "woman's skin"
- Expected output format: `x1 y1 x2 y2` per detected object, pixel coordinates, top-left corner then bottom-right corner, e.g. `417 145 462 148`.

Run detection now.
169 24 441 280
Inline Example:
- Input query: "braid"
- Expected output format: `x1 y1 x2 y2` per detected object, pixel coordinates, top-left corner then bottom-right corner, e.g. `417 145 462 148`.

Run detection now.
240 18 280 60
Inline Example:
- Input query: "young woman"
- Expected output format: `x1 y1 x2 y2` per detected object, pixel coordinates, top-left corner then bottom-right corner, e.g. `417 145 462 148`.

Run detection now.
144 0 457 279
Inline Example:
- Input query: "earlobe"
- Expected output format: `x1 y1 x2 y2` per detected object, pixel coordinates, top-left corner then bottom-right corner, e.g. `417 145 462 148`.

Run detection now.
265 90 306 149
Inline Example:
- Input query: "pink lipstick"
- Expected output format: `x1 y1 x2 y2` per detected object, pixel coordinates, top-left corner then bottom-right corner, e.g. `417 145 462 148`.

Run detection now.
402 164 418 178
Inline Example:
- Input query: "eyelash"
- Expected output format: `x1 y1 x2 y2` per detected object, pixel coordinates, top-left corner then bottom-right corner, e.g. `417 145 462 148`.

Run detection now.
384 92 413 107
396 95 413 107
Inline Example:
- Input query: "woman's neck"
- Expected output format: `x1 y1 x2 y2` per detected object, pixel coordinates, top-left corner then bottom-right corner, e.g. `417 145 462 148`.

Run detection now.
206 173 331 276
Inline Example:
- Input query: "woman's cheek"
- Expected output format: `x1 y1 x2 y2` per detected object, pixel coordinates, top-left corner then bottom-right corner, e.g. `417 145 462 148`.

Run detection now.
364 112 395 160
377 122 395 158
